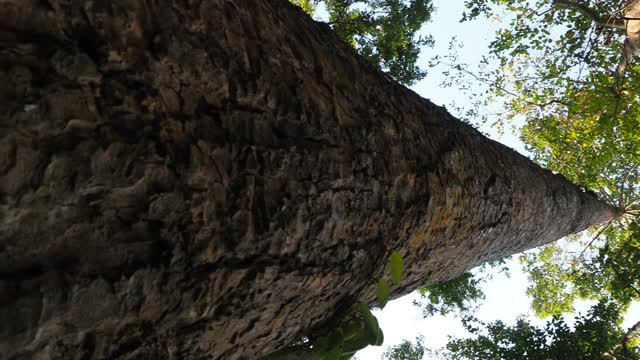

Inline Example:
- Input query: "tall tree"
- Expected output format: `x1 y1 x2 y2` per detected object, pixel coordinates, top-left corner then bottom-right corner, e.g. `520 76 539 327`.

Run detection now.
0 0 617 359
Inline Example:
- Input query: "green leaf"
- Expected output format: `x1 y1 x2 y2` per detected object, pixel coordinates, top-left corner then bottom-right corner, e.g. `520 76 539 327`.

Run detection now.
341 318 363 342
358 303 384 346
376 279 390 308
322 345 343 360
342 333 369 356
390 251 404 285
315 327 344 354
375 326 384 346
357 303 377 333
342 329 370 356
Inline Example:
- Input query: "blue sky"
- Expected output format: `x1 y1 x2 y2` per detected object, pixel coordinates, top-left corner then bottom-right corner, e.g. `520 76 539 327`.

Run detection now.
312 1 639 358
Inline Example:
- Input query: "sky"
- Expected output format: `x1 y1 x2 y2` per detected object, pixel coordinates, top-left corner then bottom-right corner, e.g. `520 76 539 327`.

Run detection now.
312 1 639 359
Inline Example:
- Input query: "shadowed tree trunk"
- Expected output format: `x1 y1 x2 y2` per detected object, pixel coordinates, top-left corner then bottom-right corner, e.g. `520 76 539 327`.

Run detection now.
0 0 619 359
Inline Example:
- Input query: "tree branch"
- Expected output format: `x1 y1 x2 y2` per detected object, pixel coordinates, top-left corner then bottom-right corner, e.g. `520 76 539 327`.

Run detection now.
575 221 612 263
444 62 570 111
600 185 617 205
618 162 639 208
554 0 626 29
606 319 640 359
622 320 640 348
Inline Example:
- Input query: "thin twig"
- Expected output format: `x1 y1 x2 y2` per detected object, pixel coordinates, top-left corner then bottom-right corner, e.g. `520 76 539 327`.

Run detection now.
599 185 617 205
444 62 569 110
622 162 639 185
576 221 613 263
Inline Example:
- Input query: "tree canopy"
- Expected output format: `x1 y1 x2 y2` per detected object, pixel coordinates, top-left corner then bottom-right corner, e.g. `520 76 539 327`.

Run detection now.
434 0 640 319
443 301 640 359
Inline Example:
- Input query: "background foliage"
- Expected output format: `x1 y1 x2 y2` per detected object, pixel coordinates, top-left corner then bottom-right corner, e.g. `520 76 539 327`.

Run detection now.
443 301 639 359
291 0 435 85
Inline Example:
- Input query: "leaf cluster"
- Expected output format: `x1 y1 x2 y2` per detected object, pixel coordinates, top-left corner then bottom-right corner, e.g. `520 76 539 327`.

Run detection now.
290 0 436 85
415 272 486 317
381 336 426 360
414 260 507 317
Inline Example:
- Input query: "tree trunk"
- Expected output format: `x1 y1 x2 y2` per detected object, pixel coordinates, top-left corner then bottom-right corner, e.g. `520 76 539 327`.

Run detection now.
0 1 618 359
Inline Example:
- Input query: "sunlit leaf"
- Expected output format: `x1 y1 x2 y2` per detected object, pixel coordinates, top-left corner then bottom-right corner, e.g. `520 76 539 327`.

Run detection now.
390 251 404 285
377 278 391 308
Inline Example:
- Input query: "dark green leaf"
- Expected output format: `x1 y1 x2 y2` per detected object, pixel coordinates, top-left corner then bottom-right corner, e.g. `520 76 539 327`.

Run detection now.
358 303 384 346
322 345 343 360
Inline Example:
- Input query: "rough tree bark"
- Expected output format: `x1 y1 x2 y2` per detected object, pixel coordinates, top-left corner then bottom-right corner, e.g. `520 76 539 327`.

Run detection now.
0 1 618 359
618 0 640 75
